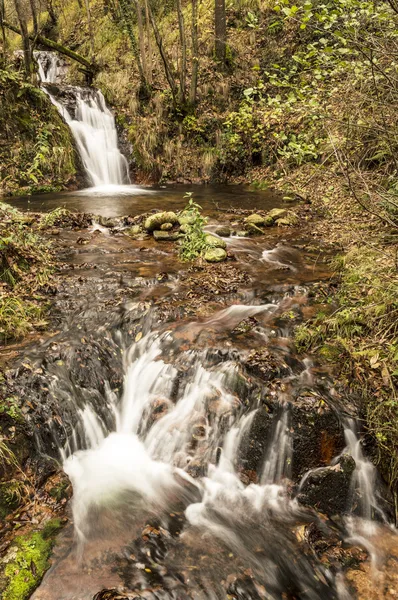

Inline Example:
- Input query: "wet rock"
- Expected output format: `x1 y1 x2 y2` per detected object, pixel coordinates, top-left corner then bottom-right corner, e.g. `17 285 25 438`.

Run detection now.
127 225 142 237
276 213 299 227
296 454 356 516
144 211 178 232
235 230 249 237
267 208 288 221
237 407 273 473
215 226 231 237
204 234 227 249
291 398 346 481
153 230 181 241
160 222 173 231
204 248 227 263
245 213 265 226
245 222 264 236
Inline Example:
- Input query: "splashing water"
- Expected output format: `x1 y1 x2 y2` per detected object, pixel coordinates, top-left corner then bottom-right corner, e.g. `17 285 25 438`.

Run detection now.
35 51 130 187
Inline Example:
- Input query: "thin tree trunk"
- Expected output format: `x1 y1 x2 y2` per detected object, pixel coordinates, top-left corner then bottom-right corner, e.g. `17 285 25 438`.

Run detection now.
190 0 199 104
144 0 152 84
147 1 178 104
176 0 187 103
29 0 38 34
13 0 31 76
214 0 226 65
134 0 148 81
83 0 95 58
0 0 6 65
46 0 58 26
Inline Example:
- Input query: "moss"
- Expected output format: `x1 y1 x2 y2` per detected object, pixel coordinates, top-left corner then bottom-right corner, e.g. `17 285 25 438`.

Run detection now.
2 520 62 600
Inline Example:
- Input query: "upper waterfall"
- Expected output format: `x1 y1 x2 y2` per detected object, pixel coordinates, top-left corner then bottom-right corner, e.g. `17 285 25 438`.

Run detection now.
34 51 130 188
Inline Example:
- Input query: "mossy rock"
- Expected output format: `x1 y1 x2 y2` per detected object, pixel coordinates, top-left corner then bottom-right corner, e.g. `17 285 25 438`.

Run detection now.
127 225 142 236
204 248 227 263
1 519 63 600
276 212 299 227
145 212 178 232
236 230 250 237
215 226 231 237
267 208 288 221
180 223 192 234
160 222 173 231
178 210 197 225
245 213 265 226
204 234 227 249
153 230 181 241
245 222 264 236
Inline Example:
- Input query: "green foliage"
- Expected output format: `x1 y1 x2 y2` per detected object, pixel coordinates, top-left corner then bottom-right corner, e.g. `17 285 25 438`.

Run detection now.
178 193 208 261
0 69 77 195
0 397 22 421
3 521 63 600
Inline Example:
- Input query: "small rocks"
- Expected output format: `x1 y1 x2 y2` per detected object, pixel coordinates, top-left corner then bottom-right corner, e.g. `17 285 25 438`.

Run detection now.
204 248 227 262
160 222 173 231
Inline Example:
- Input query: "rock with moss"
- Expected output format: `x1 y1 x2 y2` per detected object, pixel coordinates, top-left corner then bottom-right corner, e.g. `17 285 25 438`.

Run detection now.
160 222 173 231
180 223 192 234
215 226 231 237
126 225 142 237
276 212 299 227
245 213 266 226
1 519 63 600
153 230 181 241
204 248 227 262
144 212 178 232
204 234 227 249
245 222 264 236
267 208 288 221
236 230 250 238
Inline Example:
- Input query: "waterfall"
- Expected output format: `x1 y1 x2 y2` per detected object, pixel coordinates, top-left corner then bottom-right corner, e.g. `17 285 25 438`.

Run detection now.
34 51 130 188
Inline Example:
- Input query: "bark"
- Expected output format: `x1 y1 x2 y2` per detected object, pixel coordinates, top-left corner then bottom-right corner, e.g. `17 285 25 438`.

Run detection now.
13 0 31 76
4 21 96 73
29 0 38 35
144 0 152 84
46 0 58 25
176 0 187 103
134 0 148 82
190 0 199 105
83 0 95 58
147 1 178 104
214 0 226 65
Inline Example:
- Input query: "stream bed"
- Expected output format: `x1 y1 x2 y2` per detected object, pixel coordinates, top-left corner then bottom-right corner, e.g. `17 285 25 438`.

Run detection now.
3 186 398 600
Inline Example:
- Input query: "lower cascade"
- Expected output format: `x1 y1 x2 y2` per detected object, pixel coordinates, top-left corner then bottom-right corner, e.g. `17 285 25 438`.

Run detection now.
34 51 130 188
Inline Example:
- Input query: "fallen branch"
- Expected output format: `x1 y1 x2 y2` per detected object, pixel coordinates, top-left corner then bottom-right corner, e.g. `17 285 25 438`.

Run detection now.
4 20 97 73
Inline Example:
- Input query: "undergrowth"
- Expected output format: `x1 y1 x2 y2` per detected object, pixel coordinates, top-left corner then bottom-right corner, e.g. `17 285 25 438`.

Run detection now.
0 203 53 342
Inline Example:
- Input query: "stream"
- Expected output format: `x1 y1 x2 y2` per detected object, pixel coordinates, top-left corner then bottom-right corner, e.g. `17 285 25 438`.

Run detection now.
3 51 397 600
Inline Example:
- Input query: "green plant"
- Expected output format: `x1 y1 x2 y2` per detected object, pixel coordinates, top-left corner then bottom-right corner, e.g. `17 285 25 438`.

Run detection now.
178 193 208 261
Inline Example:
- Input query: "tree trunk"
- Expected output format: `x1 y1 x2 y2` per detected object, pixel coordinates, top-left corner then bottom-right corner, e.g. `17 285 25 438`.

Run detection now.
214 0 226 65
144 0 152 84
176 0 187 103
4 21 96 73
0 0 6 65
118 0 147 90
134 0 148 82
29 0 38 35
147 1 178 104
13 0 31 76
83 0 95 58
46 0 58 26
190 0 199 104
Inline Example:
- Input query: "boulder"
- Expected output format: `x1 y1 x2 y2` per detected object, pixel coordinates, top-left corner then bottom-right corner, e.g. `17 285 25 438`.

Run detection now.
215 226 231 237
245 213 266 226
267 208 288 221
205 234 227 249
204 248 227 262
145 211 178 232
296 454 356 516
245 222 264 236
153 230 181 241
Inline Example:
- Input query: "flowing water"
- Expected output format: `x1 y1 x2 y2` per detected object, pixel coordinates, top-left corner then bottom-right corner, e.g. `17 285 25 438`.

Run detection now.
7 51 394 600
34 51 130 187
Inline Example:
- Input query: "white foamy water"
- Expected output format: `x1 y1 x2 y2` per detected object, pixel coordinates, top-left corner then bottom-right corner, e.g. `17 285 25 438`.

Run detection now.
35 52 130 188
